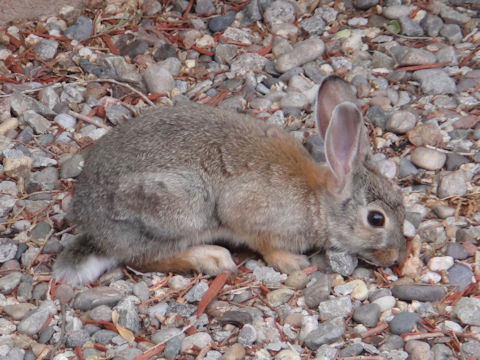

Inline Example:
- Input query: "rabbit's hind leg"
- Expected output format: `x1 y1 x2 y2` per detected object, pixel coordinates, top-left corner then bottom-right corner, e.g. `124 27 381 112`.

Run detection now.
130 245 237 275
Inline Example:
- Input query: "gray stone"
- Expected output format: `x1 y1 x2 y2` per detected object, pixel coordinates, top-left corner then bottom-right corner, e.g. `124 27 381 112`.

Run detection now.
195 0 215 15
366 105 388 129
143 65 175 94
413 69 457 95
390 312 421 334
440 24 463 44
392 285 446 302
133 281 150 302
437 171 467 198
18 300 57 335
54 113 77 129
10 93 56 119
436 46 458 66
304 320 345 350
318 296 352 320
66 329 90 347
266 288 295 307
372 51 395 69
185 281 209 303
230 53 269 76
0 238 17 263
410 147 446 171
93 329 118 344
65 15 93 41
399 158 418 178
399 16 424 36
340 343 364 357
113 297 141 333
0 271 22 294
392 46 437 66
60 154 84 179
168 302 197 317
421 14 443 37
303 272 330 308
380 334 405 351
214 44 238 65
448 264 473 291
275 37 325 73
219 311 253 326
285 270 308 289
446 243 469 260
264 0 296 25
26 166 59 192
73 287 123 311
105 105 131 125
386 111 417 134
432 343 453 360
353 303 381 327
22 110 51 134
461 340 480 358
181 332 212 351
299 16 325 35
209 12 236 32
439 6 471 25
89 305 113 322
355 0 379 10
383 5 414 19
238 324 257 345
326 249 357 276
35 39 58 61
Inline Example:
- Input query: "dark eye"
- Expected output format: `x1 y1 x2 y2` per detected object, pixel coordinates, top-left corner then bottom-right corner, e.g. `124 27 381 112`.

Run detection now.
368 211 385 227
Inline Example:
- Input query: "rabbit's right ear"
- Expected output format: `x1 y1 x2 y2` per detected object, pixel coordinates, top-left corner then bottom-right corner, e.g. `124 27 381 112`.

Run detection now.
324 102 367 194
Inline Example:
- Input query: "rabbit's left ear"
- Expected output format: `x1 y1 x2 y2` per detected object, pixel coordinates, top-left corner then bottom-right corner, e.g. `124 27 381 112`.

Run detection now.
315 76 357 140
324 102 367 193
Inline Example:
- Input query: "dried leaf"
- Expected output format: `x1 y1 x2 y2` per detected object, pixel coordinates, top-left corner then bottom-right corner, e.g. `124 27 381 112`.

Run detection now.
112 310 135 343
387 20 401 34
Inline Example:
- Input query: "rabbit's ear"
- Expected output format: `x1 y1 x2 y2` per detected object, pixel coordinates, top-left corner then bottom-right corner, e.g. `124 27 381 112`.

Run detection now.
315 76 357 140
325 102 366 192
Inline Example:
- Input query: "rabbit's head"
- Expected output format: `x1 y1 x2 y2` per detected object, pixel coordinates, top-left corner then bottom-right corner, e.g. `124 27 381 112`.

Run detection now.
316 76 406 266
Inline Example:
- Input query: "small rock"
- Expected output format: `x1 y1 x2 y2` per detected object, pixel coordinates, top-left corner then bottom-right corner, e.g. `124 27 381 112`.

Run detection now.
35 39 58 61
143 65 175 94
410 147 446 170
93 329 118 344
413 69 457 95
448 264 474 291
0 271 22 294
238 324 257 345
18 300 57 335
393 47 436 66
427 256 454 271
0 238 17 263
318 296 352 320
437 171 467 198
64 15 93 41
219 311 253 326
113 297 141 333
353 303 381 327
454 297 480 326
372 295 396 312
407 123 443 147
391 284 446 302
168 275 190 289
22 111 51 134
222 343 245 360
303 272 330 308
383 5 414 19
366 105 388 129
304 320 345 350
386 111 417 134
60 154 84 179
66 329 90 347
326 250 358 276
390 312 421 335
89 305 113 322
275 37 325 73
266 288 295 307
209 12 236 32
440 24 463 44
133 281 150 302
73 287 123 311
399 16 424 36
398 158 418 178
10 93 56 119
446 243 469 260
264 0 296 25
421 14 443 37
285 270 308 289
275 349 301 360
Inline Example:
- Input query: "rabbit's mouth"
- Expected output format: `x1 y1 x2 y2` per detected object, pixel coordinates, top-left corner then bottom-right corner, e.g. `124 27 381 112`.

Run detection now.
358 247 401 267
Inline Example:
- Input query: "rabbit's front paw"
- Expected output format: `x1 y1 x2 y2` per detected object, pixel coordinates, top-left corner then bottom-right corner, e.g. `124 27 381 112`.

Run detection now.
188 245 238 275
263 250 310 274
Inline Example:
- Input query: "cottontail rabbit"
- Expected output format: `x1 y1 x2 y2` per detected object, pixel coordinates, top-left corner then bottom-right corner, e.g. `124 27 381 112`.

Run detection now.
54 76 406 285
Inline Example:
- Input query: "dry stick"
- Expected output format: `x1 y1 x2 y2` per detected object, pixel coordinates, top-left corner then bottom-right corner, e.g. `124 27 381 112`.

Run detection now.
47 300 67 360
68 110 111 130
360 322 389 338
91 78 154 106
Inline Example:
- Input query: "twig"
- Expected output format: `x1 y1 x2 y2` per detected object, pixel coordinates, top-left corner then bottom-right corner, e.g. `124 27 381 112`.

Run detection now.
360 322 389 338
27 218 55 271
47 300 67 360
68 110 111 130
91 78 154 106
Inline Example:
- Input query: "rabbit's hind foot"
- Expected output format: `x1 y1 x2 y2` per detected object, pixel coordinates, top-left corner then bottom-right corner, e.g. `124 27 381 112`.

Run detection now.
131 245 237 275
54 255 118 286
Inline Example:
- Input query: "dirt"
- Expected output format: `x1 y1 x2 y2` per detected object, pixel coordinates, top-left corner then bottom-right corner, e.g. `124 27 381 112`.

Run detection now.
0 0 85 26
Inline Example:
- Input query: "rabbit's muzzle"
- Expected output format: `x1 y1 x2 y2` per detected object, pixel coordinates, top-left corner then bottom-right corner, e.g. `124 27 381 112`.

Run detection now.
359 246 405 267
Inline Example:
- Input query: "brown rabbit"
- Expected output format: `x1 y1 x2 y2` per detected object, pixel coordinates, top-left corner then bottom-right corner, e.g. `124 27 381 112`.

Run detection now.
54 76 406 285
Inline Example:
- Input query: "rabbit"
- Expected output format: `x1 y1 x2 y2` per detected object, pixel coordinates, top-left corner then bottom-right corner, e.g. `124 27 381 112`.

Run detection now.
53 75 406 286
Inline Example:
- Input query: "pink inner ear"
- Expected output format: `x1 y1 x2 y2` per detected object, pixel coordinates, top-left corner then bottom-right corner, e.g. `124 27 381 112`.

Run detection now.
324 102 363 192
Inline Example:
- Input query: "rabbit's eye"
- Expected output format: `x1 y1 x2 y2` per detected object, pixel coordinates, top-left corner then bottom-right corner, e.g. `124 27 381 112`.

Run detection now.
367 211 385 227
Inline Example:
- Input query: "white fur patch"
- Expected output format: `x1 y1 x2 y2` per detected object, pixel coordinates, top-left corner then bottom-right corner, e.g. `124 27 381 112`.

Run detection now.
54 256 118 286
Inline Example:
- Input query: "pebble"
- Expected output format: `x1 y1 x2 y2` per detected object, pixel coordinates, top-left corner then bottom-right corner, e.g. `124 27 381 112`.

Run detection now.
209 12 236 32
437 171 467 198
266 288 295 307
372 295 396 312
64 15 93 41
326 250 358 276
413 69 457 95
93 329 118 344
446 243 469 260
219 311 253 326
0 271 22 294
390 312 422 335
60 154 84 179
318 296 352 320
391 284 446 302
264 0 296 25
303 272 330 308
222 343 245 360
35 39 58 61
0 238 17 262
143 65 175 94
17 300 57 335
410 147 446 170
353 303 381 327
238 324 257 345
448 264 474 291
304 320 345 350
275 349 301 360
399 16 424 36
184 281 208 302
275 37 325 73
427 256 454 271
386 111 417 134
22 110 51 134
454 297 480 326
73 287 123 311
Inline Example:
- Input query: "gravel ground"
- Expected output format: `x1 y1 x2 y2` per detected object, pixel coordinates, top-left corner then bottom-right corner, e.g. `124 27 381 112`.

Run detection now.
0 0 479 359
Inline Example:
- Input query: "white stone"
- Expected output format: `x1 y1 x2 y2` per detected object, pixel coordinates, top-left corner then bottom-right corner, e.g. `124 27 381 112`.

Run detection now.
427 256 454 272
